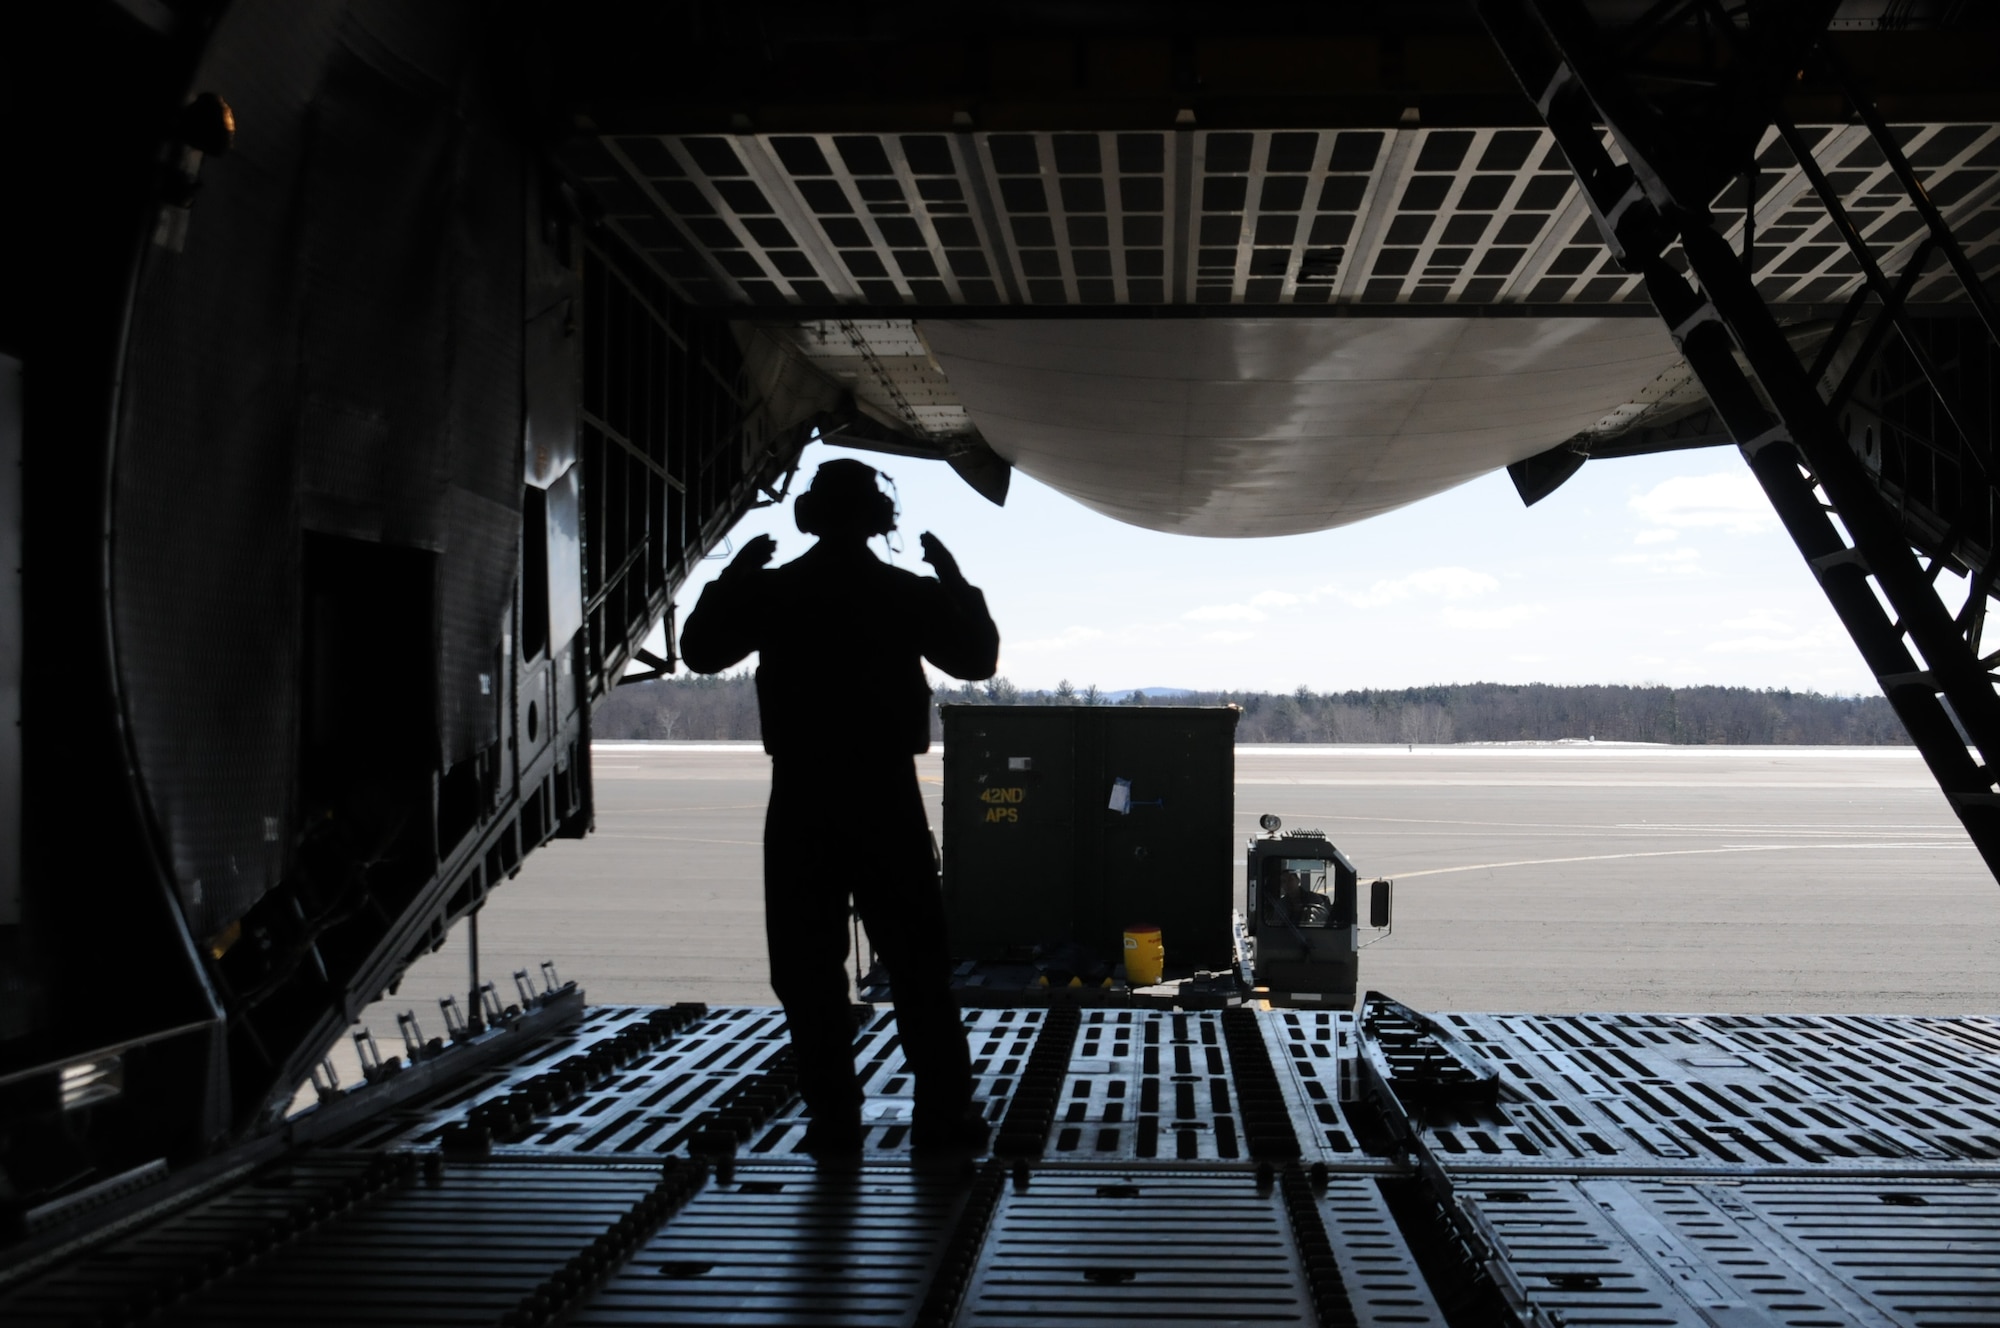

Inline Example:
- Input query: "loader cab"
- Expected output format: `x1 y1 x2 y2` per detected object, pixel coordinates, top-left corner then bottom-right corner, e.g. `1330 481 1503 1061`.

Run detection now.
1244 816 1390 1009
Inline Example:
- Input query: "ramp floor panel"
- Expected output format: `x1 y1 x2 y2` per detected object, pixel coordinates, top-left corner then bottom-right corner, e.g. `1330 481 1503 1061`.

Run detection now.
362 1007 1051 1161
1311 1174 1451 1327
1405 1012 2000 1172
0 1156 676 1328
958 1170 1316 1326
1460 1175 2000 1326
1048 1009 1252 1162
574 1165 973 1327
1264 1008 1369 1162
8 1004 2000 1327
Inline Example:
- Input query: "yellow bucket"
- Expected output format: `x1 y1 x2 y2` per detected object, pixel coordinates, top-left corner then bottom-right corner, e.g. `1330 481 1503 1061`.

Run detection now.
1123 924 1164 987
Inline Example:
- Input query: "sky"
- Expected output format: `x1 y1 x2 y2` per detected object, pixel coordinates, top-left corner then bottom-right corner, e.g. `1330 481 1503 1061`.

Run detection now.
648 439 1890 697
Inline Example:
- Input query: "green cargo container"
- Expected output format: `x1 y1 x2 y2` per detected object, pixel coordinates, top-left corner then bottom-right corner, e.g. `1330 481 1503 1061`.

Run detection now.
941 705 1240 971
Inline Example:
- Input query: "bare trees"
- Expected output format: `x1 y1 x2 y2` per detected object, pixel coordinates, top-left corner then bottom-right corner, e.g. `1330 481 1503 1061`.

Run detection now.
592 675 1907 746
593 671 761 741
1397 702 1455 746
1228 684 1899 745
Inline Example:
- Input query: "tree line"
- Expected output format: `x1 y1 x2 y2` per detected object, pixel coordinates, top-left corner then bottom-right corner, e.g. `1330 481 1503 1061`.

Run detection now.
592 672 1910 745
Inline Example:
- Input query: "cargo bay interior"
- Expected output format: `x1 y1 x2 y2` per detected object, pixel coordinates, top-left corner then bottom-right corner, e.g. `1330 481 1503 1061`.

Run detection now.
4 2 2000 1323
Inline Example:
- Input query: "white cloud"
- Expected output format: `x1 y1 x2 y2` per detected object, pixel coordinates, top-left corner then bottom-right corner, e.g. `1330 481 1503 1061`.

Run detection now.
1614 546 1701 573
1183 603 1266 622
1706 634 1811 654
1706 621 1843 655
1202 629 1255 643
1340 566 1500 608
1629 472 1775 535
1008 625 1109 653
1716 612 1790 632
1633 528 1679 545
1181 566 1499 624
1616 544 1696 576
1442 603 1546 630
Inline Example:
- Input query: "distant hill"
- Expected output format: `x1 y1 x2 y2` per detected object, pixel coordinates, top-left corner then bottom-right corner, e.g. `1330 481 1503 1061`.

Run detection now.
594 673 1910 746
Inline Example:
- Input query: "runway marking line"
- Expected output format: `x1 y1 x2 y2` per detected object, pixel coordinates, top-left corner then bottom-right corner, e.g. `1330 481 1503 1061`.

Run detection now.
596 803 769 813
1392 842 1960 879
1238 778 1941 788
1248 811 1955 834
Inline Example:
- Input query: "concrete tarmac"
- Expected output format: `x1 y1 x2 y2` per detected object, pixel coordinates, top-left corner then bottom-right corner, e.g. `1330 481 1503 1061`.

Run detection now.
345 741 2000 1081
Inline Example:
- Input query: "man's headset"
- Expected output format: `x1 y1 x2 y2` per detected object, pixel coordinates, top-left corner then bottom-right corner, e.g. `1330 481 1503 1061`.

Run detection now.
793 458 899 539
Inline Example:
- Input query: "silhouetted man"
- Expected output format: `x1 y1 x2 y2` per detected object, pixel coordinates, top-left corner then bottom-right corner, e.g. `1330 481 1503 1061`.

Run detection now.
679 459 1000 1159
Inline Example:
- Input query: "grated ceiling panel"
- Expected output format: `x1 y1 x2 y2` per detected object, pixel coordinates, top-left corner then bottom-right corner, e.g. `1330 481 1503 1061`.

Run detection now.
558 124 2000 312
778 319 972 438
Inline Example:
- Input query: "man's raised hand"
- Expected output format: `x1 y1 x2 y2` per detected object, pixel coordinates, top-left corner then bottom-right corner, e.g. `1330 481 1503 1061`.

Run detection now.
919 532 967 588
722 533 778 580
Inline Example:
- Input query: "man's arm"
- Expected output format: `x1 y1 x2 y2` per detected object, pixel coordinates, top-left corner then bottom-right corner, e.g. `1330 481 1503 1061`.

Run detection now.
678 535 775 673
917 532 1000 680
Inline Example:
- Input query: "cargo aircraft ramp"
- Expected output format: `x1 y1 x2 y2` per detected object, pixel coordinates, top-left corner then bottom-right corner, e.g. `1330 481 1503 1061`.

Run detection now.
6 2 2000 1321
4 995 1998 1326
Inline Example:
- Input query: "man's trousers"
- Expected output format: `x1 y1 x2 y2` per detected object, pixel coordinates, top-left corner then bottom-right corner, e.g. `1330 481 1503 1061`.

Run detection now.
763 756 973 1138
